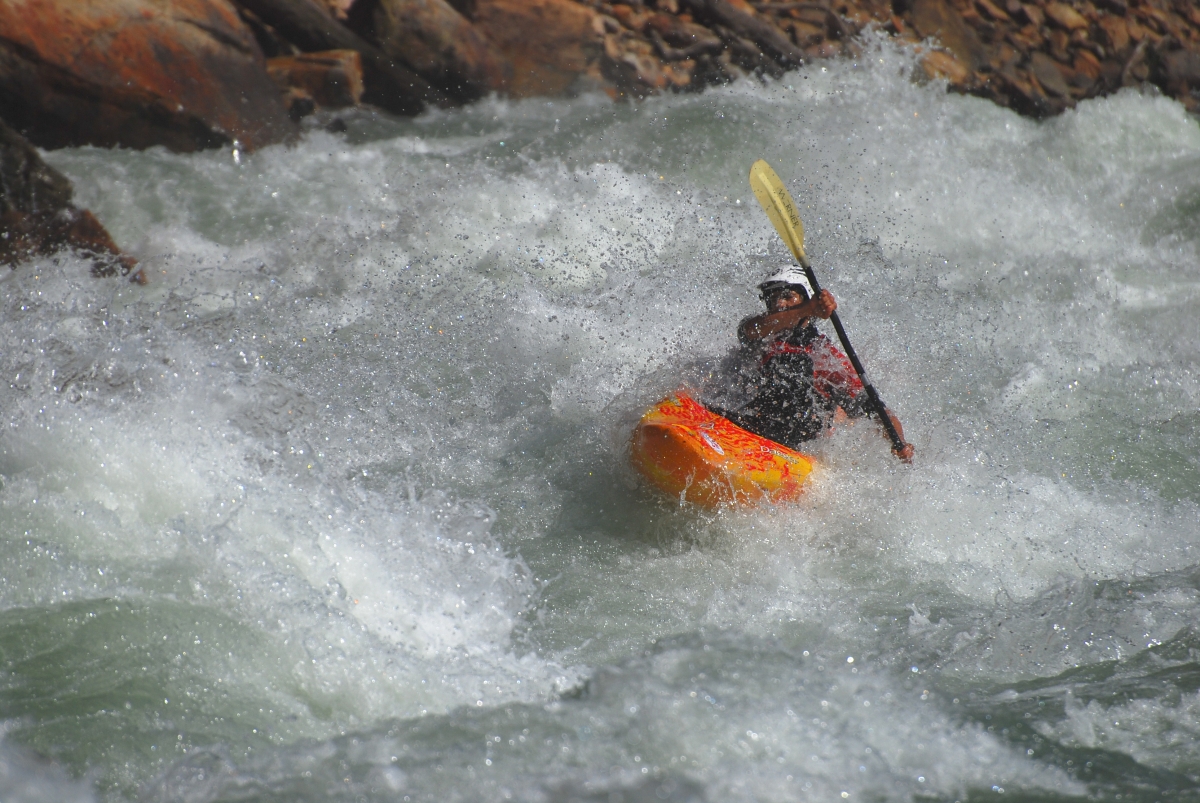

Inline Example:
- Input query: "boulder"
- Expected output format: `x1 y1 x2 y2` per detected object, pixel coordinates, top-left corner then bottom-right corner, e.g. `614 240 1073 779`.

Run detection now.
235 0 446 112
0 119 139 279
473 0 606 97
267 49 364 109
921 49 971 85
677 0 804 68
1043 2 1088 32
0 0 296 152
367 0 511 100
1029 51 1072 98
910 0 990 72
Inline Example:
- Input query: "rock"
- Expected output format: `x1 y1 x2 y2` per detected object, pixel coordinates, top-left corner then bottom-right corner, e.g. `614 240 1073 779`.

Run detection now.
1029 51 1072 98
1073 49 1102 83
782 20 826 48
0 119 139 279
1096 16 1130 56
267 49 364 108
910 0 990 72
0 0 296 152
975 0 1008 23
646 12 722 53
367 0 512 100
235 0 446 113
473 0 607 97
921 49 971 85
1018 3 1043 29
1044 3 1088 32
1154 46 1200 94
677 0 805 68
604 33 672 94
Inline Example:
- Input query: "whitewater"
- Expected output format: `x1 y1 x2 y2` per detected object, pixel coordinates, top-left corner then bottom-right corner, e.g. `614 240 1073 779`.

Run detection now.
2 39 1199 802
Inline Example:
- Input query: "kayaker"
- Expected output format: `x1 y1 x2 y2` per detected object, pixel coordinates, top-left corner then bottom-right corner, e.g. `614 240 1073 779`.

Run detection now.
712 266 914 460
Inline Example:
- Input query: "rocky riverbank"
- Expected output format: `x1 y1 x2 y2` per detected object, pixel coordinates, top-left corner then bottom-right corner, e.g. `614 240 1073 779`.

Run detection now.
1 0 1198 274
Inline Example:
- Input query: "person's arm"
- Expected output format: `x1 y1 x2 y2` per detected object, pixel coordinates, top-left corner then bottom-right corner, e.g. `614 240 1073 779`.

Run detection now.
814 337 915 462
737 290 837 344
882 408 914 461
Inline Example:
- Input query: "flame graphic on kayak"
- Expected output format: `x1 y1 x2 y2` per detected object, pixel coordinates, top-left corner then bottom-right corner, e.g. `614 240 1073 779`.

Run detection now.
630 391 815 508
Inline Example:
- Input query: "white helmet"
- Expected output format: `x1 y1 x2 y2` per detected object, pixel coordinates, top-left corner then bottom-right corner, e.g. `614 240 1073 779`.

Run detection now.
758 265 813 300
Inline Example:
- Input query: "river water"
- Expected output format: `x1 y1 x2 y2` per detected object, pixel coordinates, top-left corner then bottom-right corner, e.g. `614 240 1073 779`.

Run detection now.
3 39 1199 802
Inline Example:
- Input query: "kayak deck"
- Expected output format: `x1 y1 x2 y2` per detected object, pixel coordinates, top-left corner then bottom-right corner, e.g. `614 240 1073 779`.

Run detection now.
630 391 815 508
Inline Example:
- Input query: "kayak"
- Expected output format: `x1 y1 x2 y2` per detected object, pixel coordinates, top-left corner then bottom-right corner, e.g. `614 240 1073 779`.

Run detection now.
630 391 816 508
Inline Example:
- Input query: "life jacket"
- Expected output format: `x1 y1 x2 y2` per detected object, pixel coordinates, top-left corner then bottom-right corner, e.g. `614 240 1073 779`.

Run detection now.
761 327 863 404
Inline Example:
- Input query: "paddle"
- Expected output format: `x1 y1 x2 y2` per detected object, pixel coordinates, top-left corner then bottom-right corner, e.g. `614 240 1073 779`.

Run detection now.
748 159 910 459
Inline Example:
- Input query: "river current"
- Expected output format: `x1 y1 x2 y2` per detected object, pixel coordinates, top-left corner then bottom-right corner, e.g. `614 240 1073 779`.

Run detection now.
3 39 1199 802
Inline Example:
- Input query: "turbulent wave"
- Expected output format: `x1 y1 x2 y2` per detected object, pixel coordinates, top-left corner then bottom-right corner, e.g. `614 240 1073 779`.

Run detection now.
1 38 1197 801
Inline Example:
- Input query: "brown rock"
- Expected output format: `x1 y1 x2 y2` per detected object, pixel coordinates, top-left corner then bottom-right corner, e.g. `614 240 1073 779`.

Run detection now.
238 0 445 113
1029 50 1071 96
992 65 1046 114
0 0 295 152
1125 17 1146 43
370 0 512 99
975 0 1008 22
611 3 650 30
1157 47 1200 93
473 0 606 97
910 0 990 71
1096 16 1130 55
1097 56 1122 86
0 119 139 279
677 0 805 67
646 13 722 50
603 33 669 94
1049 28 1070 60
805 41 841 59
647 15 724 61
1073 48 1101 81
267 50 364 107
921 49 971 84
991 41 1021 72
1044 3 1087 31
1007 24 1044 51
1018 3 1043 28
782 20 826 47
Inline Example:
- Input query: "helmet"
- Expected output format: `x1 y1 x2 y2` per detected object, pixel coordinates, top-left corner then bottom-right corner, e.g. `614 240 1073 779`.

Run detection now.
758 266 813 301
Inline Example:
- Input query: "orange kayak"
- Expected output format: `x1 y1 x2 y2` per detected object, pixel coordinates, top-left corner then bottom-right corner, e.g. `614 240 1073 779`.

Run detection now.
630 391 816 508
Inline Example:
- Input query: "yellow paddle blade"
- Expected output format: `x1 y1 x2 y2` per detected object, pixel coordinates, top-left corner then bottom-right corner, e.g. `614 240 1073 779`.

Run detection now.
748 159 808 266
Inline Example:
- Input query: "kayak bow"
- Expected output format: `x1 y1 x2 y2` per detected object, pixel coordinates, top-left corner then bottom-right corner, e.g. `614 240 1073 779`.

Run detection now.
630 391 816 507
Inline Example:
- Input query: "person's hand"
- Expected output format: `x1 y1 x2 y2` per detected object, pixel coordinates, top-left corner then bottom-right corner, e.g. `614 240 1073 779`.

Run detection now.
893 441 915 463
811 289 836 319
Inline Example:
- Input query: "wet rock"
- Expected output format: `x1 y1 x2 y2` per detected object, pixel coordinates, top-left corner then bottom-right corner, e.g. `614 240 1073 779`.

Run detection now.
235 0 446 113
472 0 608 97
646 13 724 57
0 119 139 279
366 0 512 100
1153 45 1200 96
267 49 365 109
1029 51 1071 99
910 0 990 72
1096 16 1130 57
1044 2 1087 32
678 0 804 68
0 0 296 152
921 49 971 85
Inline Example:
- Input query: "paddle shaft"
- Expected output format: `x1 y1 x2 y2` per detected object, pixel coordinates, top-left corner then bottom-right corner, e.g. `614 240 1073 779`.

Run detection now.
796 257 907 454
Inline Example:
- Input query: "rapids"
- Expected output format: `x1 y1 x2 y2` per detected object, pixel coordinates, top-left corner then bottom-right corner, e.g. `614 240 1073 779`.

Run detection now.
2 39 1199 802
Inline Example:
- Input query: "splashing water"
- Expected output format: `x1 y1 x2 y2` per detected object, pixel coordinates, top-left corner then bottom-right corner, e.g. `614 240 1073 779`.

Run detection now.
2 40 1199 802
